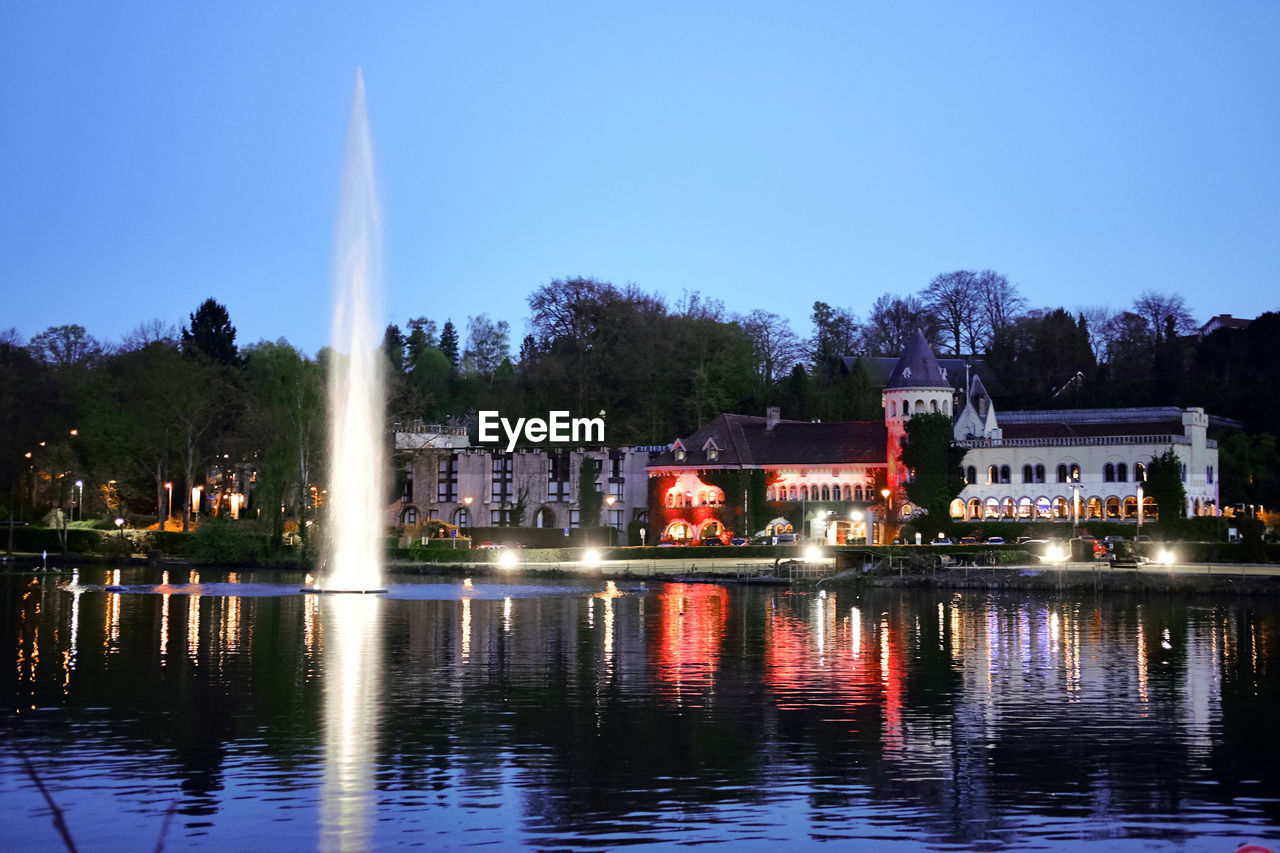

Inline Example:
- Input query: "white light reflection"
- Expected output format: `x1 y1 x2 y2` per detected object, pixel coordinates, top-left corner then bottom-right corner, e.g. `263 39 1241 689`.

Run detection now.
850 606 861 656
503 596 513 634
319 593 384 853
461 597 471 661
68 570 81 669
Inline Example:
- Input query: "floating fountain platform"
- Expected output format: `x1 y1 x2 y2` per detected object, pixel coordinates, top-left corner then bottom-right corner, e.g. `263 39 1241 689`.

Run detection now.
301 587 387 595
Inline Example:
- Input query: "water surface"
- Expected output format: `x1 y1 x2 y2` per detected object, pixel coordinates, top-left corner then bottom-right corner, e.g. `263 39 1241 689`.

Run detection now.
2 567 1278 850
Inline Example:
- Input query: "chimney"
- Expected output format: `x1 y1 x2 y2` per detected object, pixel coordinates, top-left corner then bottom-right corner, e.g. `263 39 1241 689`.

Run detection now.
766 407 781 430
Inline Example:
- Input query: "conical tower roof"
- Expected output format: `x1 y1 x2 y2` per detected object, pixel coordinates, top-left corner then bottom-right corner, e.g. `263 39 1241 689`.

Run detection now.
886 329 948 389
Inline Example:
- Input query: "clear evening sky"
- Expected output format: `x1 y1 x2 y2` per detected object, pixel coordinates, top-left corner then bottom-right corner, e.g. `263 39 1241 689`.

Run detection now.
3 3 1277 357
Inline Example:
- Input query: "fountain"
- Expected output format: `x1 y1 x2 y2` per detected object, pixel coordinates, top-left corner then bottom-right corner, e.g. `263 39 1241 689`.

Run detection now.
314 68 387 595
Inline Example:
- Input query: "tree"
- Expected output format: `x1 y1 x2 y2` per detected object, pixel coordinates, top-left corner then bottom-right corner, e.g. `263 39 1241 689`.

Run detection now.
463 314 511 380
1145 448 1187 523
923 271 984 355
861 293 940 356
438 320 460 368
182 298 239 366
739 309 802 391
382 324 405 375
807 301 859 379
899 412 966 538
977 270 1026 346
577 455 603 529
1133 291 1196 344
1217 431 1280 508
28 324 103 370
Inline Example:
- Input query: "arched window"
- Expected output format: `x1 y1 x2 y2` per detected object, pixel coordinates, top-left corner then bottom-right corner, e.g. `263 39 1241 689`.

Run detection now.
1052 497 1069 518
1001 497 1016 518
950 499 965 519
988 465 998 485
916 398 925 413
1143 495 1157 519
1135 462 1146 482
1018 497 1033 518
1057 464 1068 483
968 498 982 518
1022 465 1033 484
931 400 938 413
984 497 1000 518
536 507 556 528
902 400 910 415
1105 497 1121 519
788 485 798 501
890 401 897 417
854 484 864 501
1123 496 1138 518
1034 464 1045 483
1117 463 1128 482
453 507 471 527
1104 463 1116 482
1000 465 1011 484
1035 497 1051 518
1086 497 1102 519
821 485 830 501
842 485 852 501
402 507 418 524
768 487 776 502
1207 465 1214 484
1070 464 1081 482
666 491 675 508
697 490 708 506
966 466 976 484
684 491 693 507
800 485 809 501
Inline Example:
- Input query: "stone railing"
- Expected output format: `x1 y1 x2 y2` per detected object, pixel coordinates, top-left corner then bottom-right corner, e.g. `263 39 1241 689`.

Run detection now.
955 434 1196 449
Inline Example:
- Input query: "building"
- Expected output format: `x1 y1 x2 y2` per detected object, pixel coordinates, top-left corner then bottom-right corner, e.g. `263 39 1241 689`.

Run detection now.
648 329 1225 543
386 421 654 540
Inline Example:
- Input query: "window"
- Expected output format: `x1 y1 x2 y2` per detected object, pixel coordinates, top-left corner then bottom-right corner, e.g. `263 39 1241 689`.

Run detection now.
402 471 414 501
609 481 623 498
800 485 809 501
548 451 571 501
768 487 776 502
569 509 581 529
402 507 418 524
854 485 864 501
821 485 831 501
931 400 938 413
1135 462 1146 482
842 485 852 501
988 465 998 485
1057 464 1068 483
1000 465 1011 484
491 453 514 505
1181 463 1187 482
890 401 897 417
490 509 505 525
453 507 470 527
902 400 910 415
1022 465 1033 484
707 445 718 461
1207 465 1214 484
1070 464 1080 482
437 455 459 503
1104 463 1116 483
1034 464 1045 484
608 509 624 530
675 447 686 462
1105 497 1121 519
1117 463 1127 483
966 466 976 485
698 490 708 506
789 485 798 501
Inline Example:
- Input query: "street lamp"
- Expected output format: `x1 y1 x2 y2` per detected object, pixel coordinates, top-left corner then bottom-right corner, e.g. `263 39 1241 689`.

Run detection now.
164 482 173 525
74 480 83 523
114 516 125 547
604 495 617 545
881 488 892 545
463 496 473 528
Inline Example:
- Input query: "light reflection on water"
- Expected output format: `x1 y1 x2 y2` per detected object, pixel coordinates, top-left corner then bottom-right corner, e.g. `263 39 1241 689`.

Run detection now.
1 568 1278 850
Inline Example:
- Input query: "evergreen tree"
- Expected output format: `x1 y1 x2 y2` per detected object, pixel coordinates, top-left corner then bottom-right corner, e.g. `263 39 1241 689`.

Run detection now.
181 298 239 366
899 411 966 538
439 320 460 367
1146 448 1187 523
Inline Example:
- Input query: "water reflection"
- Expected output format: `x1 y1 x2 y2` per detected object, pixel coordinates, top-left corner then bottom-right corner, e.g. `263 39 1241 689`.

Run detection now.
318 594 383 853
3 574 1280 849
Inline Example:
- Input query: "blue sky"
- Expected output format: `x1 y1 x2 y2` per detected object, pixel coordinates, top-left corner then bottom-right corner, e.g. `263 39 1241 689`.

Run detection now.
3 3 1277 357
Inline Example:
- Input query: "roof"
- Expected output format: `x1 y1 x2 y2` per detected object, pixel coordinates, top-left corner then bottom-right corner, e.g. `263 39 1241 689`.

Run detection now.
842 354 1008 398
886 329 949 389
649 413 887 468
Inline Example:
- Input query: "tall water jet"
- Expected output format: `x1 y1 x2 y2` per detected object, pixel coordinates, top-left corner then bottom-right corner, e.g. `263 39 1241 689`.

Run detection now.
323 68 386 593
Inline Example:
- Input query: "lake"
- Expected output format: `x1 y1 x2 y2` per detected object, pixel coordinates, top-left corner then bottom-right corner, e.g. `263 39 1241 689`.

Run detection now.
2 567 1278 850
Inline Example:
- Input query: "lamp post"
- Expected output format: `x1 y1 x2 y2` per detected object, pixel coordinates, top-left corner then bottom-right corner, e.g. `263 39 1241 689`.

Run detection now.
463 496 472 528
164 482 173 526
74 480 83 523
605 495 617 546
881 488 892 545
1072 484 1080 536
114 516 125 548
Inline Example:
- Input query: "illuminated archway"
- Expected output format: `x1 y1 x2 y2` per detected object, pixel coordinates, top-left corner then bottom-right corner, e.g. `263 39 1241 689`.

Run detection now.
663 520 694 542
949 499 965 519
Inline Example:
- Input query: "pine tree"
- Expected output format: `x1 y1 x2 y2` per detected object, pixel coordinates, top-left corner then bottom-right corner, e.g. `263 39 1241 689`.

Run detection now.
439 320 460 367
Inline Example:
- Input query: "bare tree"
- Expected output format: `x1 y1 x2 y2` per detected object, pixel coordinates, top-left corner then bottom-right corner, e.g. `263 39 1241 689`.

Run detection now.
739 309 803 388
28 324 104 369
1077 305 1114 364
861 294 941 356
924 271 985 354
121 319 179 351
462 314 511 380
1132 290 1196 344
977 270 1026 345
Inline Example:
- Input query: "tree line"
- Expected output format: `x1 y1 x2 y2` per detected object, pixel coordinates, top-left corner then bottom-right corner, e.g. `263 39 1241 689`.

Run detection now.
4 273 1278 545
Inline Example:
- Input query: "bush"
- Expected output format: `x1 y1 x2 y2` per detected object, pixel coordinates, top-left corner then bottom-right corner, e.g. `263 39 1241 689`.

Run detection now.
190 516 267 565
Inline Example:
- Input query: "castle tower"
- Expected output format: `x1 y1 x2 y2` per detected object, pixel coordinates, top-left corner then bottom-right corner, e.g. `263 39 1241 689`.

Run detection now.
883 329 953 486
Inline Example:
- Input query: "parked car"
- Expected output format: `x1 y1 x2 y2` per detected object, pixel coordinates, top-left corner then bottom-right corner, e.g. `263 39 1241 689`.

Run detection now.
959 536 978 545
775 533 797 544
701 537 724 546
729 537 747 546
930 535 953 545
985 536 1005 545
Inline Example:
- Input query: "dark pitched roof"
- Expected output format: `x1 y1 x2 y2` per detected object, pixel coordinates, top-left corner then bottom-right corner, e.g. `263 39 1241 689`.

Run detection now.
650 413 887 468
886 329 949 389
843 353 1008 398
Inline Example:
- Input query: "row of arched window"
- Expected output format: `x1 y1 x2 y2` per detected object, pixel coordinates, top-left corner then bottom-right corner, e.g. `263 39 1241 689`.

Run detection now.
768 483 871 503
665 488 724 508
949 495 1159 521
889 398 951 417
965 462 1149 486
